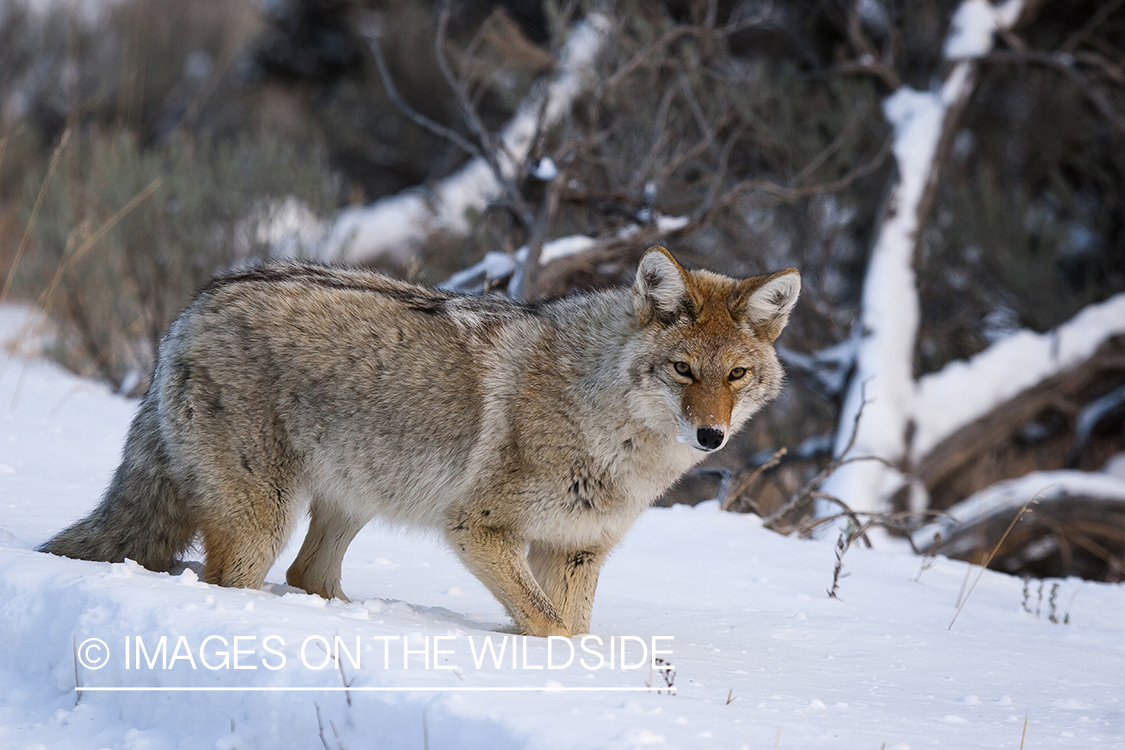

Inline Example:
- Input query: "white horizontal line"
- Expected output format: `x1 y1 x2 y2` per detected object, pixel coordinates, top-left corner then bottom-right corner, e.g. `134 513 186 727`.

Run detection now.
76 686 674 693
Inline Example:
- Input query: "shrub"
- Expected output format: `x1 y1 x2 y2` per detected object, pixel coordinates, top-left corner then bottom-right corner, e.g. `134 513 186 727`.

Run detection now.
18 128 339 393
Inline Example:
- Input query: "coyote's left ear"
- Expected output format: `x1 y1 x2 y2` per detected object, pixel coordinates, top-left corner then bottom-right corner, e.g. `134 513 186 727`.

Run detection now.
736 268 800 341
633 246 694 325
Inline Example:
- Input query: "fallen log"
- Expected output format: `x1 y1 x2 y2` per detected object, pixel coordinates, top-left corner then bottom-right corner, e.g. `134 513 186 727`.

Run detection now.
914 471 1125 582
915 335 1125 511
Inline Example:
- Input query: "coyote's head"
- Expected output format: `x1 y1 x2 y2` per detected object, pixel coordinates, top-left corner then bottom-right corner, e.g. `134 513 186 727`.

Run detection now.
629 246 800 453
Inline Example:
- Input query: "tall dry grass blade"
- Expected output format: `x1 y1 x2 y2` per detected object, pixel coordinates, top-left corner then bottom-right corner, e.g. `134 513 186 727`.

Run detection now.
0 131 11 173
4 178 162 405
72 634 81 705
948 489 1046 630
1 128 71 308
1020 714 1028 749
58 177 163 279
954 554 973 609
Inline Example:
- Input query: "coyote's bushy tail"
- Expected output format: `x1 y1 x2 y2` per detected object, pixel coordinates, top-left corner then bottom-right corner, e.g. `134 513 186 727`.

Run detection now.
39 393 195 572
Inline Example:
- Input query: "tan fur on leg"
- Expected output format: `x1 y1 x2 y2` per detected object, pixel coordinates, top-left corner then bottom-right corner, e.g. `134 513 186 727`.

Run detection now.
447 523 570 637
529 543 607 635
198 486 296 590
287 498 367 600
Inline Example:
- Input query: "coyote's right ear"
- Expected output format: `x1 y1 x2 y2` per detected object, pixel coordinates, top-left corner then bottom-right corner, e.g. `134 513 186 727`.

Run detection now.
633 246 693 325
736 268 801 341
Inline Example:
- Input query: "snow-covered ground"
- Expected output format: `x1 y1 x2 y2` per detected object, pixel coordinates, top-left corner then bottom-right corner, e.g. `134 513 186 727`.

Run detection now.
1 304 1123 750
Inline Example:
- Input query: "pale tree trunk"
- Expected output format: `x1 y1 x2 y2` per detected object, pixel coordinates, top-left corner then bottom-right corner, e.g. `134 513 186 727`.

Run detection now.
821 0 1029 517
321 14 611 266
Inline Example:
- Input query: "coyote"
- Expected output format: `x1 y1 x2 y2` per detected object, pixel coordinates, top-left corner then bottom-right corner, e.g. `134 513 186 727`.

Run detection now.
41 246 799 636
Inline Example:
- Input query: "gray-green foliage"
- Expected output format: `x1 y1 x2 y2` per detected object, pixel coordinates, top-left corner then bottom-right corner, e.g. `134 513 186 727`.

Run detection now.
22 129 339 392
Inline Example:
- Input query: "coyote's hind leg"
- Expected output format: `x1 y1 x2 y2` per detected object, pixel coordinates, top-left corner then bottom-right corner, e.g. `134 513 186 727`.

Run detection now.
196 478 298 590
287 497 368 600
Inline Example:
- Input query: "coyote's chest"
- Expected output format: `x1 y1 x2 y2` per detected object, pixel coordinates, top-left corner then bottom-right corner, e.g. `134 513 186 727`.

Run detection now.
539 433 698 541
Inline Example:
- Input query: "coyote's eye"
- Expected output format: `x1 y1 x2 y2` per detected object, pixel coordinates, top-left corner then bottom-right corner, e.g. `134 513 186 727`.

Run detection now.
728 367 747 381
673 361 692 377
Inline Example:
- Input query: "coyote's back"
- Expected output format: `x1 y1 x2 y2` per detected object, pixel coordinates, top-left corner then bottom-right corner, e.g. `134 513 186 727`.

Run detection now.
41 247 800 637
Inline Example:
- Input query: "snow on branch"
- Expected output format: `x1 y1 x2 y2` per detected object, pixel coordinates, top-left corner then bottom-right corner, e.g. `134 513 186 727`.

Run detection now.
440 234 597 293
913 292 1125 460
321 14 611 266
438 197 698 291
821 0 1026 515
943 0 1025 59
911 469 1125 555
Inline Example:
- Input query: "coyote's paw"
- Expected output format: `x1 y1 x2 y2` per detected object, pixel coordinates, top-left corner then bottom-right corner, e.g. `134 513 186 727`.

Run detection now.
521 619 571 638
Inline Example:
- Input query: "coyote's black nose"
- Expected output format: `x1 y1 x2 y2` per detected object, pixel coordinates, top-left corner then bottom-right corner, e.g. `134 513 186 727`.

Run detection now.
697 427 724 451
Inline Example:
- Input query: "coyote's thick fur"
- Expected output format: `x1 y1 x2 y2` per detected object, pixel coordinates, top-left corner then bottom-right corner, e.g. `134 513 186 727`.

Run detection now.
41 246 799 636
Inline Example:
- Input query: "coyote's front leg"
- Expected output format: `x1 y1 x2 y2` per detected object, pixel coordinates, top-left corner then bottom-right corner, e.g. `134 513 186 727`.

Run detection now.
528 543 608 635
446 522 570 637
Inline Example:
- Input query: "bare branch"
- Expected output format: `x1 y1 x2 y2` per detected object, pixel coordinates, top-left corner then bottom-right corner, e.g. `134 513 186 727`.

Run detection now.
836 1 900 90
759 382 899 530
434 0 536 231
361 34 484 162
978 49 1125 133
809 492 872 548
435 0 503 166
697 134 893 221
589 10 772 127
720 447 787 512
1059 0 1125 55
512 162 566 301
678 73 719 162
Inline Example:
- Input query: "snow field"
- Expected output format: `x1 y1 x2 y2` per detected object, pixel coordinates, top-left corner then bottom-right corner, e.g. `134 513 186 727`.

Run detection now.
2 305 1123 749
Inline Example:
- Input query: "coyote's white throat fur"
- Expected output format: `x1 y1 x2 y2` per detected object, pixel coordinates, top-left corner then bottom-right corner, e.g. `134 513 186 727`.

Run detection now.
41 246 800 637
